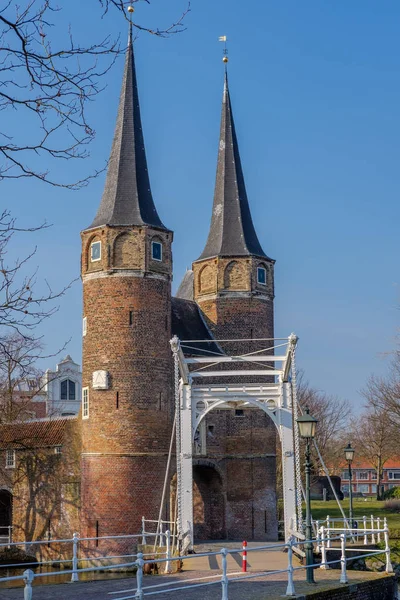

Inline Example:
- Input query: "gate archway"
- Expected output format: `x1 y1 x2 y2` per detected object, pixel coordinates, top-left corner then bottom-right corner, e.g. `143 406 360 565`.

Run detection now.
193 463 226 540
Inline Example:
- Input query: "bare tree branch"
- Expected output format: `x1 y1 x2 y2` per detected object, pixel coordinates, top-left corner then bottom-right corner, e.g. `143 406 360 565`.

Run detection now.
0 0 190 188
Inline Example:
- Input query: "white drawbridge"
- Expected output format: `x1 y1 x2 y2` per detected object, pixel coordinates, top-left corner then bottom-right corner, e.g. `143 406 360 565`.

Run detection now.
170 333 302 551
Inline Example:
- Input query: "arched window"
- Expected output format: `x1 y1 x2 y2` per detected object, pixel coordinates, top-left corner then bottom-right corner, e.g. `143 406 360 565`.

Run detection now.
151 239 163 261
257 265 267 286
90 240 101 262
61 379 76 401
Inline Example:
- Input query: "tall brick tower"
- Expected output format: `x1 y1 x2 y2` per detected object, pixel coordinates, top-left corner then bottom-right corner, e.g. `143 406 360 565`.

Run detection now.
193 72 275 343
191 71 277 540
80 26 173 543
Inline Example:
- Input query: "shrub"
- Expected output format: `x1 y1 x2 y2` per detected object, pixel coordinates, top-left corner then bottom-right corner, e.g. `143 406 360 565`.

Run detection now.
384 500 400 512
383 487 400 500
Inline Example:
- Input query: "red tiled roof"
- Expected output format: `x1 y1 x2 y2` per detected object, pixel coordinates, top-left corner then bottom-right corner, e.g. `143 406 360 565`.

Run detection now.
0 417 76 449
338 458 400 470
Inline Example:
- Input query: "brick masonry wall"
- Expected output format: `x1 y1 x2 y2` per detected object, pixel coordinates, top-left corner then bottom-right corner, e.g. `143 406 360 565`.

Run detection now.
81 225 173 546
298 575 397 600
192 254 277 541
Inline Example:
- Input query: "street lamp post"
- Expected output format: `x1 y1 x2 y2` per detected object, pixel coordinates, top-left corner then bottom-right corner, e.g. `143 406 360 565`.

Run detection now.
297 407 318 585
344 443 355 527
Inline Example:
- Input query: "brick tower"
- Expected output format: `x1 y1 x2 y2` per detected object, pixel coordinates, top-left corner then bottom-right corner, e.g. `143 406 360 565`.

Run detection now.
191 71 277 540
80 26 173 544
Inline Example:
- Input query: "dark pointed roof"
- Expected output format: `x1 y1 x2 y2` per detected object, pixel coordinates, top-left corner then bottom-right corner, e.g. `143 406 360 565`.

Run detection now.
88 26 166 230
197 72 271 261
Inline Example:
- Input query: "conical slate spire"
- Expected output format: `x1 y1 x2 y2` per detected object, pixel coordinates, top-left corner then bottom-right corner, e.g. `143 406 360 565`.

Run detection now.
89 25 166 230
198 72 269 260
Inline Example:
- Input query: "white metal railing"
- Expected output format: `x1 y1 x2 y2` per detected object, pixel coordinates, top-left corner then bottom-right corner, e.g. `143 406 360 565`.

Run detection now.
0 521 392 599
0 525 12 545
0 529 174 586
315 514 383 548
140 517 176 548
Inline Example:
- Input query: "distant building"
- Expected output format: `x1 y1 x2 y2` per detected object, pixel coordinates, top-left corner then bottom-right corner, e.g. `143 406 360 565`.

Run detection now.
42 355 82 416
341 460 400 496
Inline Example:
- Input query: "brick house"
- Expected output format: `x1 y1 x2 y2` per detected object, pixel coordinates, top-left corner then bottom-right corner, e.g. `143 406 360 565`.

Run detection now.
341 459 400 497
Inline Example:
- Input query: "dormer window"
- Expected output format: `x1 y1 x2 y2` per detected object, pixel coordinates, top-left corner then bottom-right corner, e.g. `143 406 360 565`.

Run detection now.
257 266 267 286
90 241 101 262
151 241 162 262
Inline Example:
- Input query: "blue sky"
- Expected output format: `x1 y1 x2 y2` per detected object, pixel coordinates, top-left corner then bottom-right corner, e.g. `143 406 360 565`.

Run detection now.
3 0 400 410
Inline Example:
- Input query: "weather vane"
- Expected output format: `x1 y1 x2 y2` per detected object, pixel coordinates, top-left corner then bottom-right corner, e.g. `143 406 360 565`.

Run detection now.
219 35 228 68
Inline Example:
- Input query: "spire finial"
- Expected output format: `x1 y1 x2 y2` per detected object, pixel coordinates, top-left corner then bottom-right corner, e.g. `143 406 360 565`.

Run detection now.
219 35 228 71
127 5 134 43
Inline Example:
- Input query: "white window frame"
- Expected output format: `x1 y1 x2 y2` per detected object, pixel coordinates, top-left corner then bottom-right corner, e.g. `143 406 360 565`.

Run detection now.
82 387 89 419
54 446 62 455
83 317 87 337
151 241 162 262
90 241 101 262
358 471 369 480
389 471 400 480
5 449 15 469
257 266 267 286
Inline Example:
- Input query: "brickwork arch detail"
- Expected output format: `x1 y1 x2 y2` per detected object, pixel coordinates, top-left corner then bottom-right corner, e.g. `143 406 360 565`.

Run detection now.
223 260 246 290
113 231 140 269
198 264 214 294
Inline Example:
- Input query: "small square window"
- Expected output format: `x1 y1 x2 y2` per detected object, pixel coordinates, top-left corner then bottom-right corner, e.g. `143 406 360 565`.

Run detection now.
91 241 101 262
235 409 244 417
82 387 89 419
5 449 15 469
257 267 267 285
54 446 62 455
151 241 162 262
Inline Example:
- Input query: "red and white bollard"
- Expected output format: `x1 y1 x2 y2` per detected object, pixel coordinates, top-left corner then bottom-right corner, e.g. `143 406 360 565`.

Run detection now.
242 540 247 572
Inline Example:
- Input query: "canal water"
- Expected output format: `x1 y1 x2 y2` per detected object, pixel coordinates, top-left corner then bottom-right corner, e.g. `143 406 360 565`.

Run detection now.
0 564 136 589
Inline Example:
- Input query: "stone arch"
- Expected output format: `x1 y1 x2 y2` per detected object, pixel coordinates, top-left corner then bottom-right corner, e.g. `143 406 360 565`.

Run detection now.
224 260 246 290
193 464 226 540
0 489 12 529
199 264 214 294
113 232 140 268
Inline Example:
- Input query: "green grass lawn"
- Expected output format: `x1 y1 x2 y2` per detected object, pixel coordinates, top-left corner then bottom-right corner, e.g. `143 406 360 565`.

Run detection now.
309 499 400 561
310 499 400 532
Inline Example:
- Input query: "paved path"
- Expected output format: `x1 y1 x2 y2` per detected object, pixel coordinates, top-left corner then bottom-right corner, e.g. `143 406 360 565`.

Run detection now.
0 542 394 599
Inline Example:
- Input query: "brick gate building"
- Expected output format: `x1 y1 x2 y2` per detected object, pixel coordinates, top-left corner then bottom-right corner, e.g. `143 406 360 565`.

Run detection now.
1 26 278 544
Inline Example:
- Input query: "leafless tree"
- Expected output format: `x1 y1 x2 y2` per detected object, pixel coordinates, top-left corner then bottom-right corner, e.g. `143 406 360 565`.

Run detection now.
0 210 73 338
0 0 190 188
349 407 397 500
362 356 400 427
297 373 351 473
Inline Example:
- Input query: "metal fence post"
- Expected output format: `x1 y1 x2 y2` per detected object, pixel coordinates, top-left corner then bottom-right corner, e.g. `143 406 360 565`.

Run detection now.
363 516 367 546
319 526 328 570
384 518 393 574
377 517 381 543
326 515 331 548
221 548 229 600
8 525 12 548
71 532 79 583
315 521 320 553
370 515 375 545
23 569 35 600
164 530 172 574
285 536 296 596
135 552 144 600
339 534 348 584
141 517 147 546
